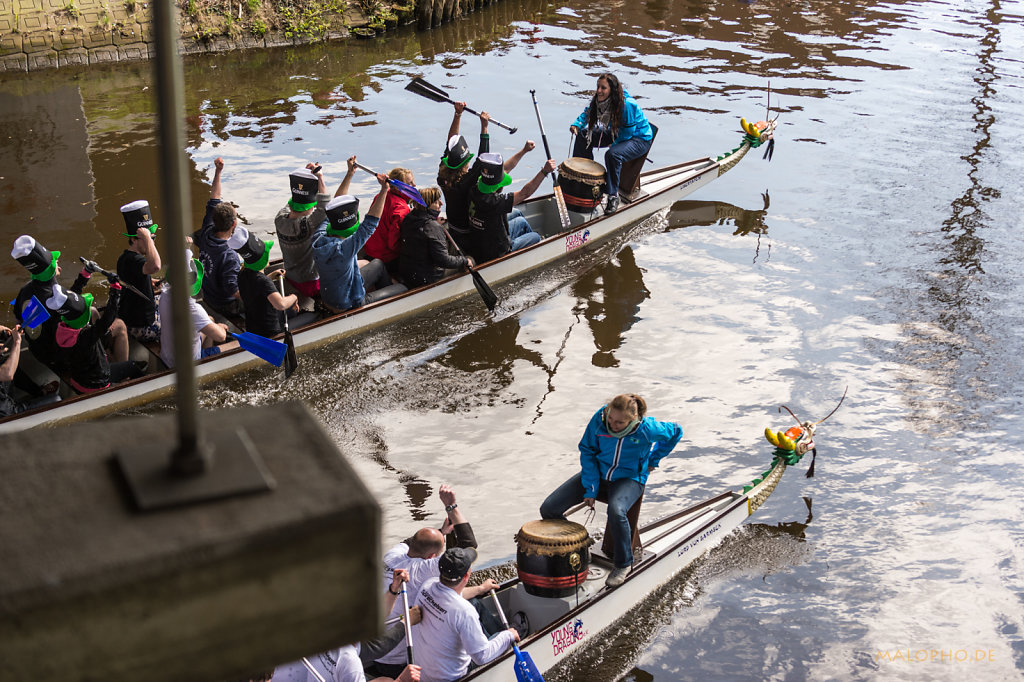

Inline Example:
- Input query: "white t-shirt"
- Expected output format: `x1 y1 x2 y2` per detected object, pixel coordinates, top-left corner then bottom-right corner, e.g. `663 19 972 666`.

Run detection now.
413 578 514 682
331 646 364 682
158 287 211 368
377 542 442 666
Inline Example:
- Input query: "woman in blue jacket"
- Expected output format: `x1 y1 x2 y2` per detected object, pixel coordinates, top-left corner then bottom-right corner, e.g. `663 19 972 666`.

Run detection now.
569 73 654 215
540 393 682 587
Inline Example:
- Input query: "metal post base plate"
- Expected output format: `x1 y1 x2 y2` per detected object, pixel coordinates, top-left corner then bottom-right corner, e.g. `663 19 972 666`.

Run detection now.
116 425 276 511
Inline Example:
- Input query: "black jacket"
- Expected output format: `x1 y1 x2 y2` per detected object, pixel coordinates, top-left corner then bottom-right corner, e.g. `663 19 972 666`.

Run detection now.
399 207 468 288
55 288 120 390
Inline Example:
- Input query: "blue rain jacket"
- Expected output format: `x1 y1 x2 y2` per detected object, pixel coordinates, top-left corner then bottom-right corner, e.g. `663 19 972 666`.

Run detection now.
579 406 683 498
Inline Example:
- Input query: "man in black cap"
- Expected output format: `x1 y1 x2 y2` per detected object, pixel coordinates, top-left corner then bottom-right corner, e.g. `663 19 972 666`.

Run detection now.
227 226 299 338
464 152 556 265
438 103 535 255
11 235 93 372
411 547 519 682
116 200 163 342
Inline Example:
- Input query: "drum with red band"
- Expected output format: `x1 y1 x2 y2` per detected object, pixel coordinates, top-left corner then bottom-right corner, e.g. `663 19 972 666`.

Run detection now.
558 157 607 213
515 519 593 597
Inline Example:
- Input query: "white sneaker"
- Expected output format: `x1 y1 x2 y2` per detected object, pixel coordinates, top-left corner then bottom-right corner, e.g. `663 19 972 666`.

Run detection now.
605 565 631 587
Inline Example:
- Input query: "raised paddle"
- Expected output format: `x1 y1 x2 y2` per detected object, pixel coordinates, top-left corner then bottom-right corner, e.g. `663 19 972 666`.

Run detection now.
352 162 426 207
406 77 518 134
442 228 497 312
529 90 571 229
277 275 298 378
79 257 152 303
401 580 415 666
225 330 288 367
490 590 544 682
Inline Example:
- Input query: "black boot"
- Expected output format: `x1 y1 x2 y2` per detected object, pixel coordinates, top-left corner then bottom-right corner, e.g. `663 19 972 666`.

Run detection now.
605 195 620 214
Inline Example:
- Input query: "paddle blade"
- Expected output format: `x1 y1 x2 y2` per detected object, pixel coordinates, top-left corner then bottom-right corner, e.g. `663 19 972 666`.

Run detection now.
22 296 51 329
470 269 497 311
512 645 544 682
388 178 426 207
552 185 571 230
232 331 287 367
283 328 298 378
406 77 452 104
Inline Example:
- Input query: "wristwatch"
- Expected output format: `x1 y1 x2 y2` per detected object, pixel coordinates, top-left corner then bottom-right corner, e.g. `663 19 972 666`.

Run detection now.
445 503 458 512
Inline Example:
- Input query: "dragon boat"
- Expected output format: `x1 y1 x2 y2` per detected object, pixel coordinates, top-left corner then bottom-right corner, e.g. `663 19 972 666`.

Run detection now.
0 119 777 434
456 399 835 682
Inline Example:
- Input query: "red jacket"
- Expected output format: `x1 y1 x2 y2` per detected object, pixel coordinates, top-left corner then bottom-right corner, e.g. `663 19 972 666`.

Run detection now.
363 191 409 263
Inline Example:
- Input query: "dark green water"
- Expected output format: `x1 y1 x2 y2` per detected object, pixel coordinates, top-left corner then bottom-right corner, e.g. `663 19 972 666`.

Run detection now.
3 0 1024 679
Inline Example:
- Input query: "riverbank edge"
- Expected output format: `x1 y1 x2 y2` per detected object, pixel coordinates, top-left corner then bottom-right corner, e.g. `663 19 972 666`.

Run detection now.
0 0 505 73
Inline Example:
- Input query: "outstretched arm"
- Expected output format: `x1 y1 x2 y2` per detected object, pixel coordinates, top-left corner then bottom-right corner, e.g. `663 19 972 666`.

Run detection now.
365 173 389 219
210 157 224 200
512 159 557 205
0 326 22 382
307 161 327 194
447 101 467 141
503 140 535 172
336 156 357 197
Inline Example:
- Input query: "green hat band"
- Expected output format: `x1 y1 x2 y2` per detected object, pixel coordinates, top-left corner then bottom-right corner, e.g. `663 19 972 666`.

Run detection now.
121 224 159 238
289 199 317 213
443 151 474 171
326 213 360 238
189 258 205 297
243 240 274 272
64 292 94 329
477 172 512 195
31 250 60 282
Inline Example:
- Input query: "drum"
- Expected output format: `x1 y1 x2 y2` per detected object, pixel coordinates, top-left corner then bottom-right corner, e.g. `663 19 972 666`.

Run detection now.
515 519 593 598
558 157 607 213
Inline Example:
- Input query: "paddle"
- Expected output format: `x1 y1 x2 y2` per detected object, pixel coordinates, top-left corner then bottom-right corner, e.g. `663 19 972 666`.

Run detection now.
490 590 544 682
277 276 298 378
406 77 518 134
529 90 571 229
20 295 50 329
301 657 326 682
78 257 151 303
353 162 426 207
401 580 415 666
225 330 287 367
442 228 497 312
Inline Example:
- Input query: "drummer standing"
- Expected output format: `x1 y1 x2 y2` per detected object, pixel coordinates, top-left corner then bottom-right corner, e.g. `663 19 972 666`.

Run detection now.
540 393 682 587
569 73 654 215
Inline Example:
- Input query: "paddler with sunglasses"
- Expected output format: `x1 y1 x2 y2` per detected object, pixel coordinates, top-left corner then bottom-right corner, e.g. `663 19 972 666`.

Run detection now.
540 393 682 587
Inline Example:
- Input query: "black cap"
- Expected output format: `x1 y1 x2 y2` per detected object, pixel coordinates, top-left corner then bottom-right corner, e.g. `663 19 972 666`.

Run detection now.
439 546 478 580
442 135 473 170
11 235 60 282
120 200 156 237
289 169 318 207
325 195 360 237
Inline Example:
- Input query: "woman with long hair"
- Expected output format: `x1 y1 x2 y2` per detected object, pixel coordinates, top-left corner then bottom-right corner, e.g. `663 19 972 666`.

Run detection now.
569 73 654 214
539 392 683 587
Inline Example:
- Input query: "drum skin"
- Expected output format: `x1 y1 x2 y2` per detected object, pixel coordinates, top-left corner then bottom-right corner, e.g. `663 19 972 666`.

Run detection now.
516 519 593 597
559 158 607 212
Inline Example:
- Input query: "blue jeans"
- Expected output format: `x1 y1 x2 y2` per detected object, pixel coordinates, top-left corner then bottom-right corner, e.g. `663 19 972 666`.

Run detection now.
508 208 541 251
572 135 653 197
540 473 644 568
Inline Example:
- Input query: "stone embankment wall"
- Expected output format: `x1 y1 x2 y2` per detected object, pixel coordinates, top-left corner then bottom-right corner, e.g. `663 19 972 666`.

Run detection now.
0 0 502 72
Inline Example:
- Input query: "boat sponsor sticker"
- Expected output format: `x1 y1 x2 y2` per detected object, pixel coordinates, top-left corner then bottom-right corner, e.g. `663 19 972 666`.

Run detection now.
680 171 709 190
565 229 590 252
676 523 722 557
551 617 588 657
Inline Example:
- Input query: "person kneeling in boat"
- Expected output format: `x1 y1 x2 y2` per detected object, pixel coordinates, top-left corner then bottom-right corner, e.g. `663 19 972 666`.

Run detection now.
44 276 144 393
312 174 408 314
540 393 682 587
413 547 519 682
464 153 555 265
158 247 235 369
569 72 654 214
227 226 300 338
398 186 472 288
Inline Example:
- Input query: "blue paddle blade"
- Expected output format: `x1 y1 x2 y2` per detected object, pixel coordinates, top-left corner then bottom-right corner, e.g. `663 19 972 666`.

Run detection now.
22 296 50 329
512 645 544 682
231 331 287 367
388 178 426 207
